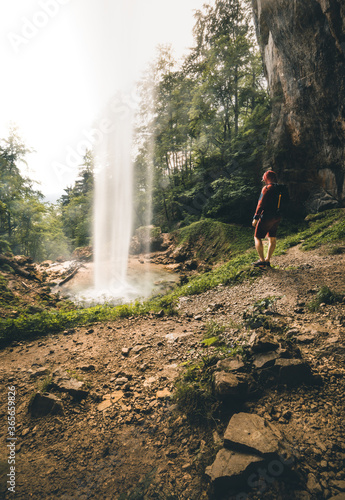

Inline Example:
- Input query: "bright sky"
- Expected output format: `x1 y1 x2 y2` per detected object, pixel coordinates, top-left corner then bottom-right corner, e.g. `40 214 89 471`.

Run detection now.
0 0 206 201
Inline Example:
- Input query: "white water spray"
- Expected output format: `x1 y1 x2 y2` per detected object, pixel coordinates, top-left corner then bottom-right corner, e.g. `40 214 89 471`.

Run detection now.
92 97 135 300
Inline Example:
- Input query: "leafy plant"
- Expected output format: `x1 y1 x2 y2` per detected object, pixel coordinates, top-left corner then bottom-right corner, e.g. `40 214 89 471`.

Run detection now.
243 296 281 329
307 286 344 312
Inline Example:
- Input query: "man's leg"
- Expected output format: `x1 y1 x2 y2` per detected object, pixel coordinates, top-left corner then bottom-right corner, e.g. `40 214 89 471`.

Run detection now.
254 236 265 261
266 237 276 262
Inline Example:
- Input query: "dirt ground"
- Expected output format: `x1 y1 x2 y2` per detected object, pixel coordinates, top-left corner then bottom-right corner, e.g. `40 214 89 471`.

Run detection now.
0 245 345 499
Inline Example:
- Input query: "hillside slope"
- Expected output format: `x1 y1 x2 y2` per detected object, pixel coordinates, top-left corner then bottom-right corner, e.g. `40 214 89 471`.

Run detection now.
1 240 345 499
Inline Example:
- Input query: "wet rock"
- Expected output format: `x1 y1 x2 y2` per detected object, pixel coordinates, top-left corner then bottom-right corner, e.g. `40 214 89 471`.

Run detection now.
29 392 63 417
170 245 188 262
213 372 247 399
205 447 263 485
275 358 312 386
216 356 245 372
223 413 285 456
184 260 198 271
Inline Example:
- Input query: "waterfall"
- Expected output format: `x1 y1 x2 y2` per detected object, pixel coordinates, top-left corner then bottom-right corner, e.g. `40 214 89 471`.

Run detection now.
93 97 134 297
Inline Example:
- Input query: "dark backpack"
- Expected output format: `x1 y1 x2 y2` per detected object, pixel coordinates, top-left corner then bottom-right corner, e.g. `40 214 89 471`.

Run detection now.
264 183 290 218
273 183 290 216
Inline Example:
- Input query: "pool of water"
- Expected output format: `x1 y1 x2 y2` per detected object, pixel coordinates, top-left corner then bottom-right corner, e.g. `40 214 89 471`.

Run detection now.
57 258 179 307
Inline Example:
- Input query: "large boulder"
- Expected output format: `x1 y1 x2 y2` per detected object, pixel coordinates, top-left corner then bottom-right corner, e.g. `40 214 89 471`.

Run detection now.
223 412 285 456
252 0 345 212
129 226 164 254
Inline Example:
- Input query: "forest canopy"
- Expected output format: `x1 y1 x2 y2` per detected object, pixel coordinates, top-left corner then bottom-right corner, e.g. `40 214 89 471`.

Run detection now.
0 0 270 261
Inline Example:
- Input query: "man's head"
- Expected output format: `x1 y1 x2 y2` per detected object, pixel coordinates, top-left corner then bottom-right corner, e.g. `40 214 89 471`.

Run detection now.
262 170 278 184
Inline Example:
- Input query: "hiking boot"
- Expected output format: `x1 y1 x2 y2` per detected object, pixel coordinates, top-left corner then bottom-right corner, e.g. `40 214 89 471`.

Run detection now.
253 260 267 267
265 261 271 267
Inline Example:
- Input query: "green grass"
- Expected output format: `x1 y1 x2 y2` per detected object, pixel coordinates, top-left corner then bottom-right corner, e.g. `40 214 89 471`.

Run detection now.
2 209 345 347
173 355 220 426
276 209 345 255
174 218 253 262
0 296 178 347
307 286 344 312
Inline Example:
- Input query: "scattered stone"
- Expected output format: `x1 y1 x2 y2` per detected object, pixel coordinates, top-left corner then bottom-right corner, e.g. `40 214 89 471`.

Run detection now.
115 377 129 385
98 400 113 412
132 345 149 354
156 388 172 399
307 473 323 495
216 356 245 372
29 367 50 379
79 365 95 372
121 348 131 357
331 480 345 491
53 376 89 399
205 447 263 484
21 428 30 437
213 372 247 399
296 335 315 344
252 351 279 369
223 413 285 456
29 392 63 417
249 333 280 353
98 391 124 411
275 358 312 386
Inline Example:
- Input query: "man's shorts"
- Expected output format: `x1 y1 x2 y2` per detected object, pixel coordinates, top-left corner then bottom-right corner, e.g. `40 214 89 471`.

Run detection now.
255 216 281 239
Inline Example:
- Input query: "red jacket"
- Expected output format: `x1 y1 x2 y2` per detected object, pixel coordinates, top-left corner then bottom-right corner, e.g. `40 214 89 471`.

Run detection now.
253 183 279 220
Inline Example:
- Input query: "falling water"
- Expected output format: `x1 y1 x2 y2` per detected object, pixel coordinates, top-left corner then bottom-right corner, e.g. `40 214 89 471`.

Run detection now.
92 97 135 301
66 93 170 306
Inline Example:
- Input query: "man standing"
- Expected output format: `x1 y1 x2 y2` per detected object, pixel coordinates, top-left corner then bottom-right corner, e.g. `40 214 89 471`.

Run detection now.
252 170 281 267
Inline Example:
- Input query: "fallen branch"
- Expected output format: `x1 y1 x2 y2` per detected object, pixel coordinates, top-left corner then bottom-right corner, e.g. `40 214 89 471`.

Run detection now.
57 265 82 286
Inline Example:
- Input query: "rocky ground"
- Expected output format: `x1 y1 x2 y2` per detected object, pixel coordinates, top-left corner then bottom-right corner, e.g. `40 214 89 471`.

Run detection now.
0 245 345 499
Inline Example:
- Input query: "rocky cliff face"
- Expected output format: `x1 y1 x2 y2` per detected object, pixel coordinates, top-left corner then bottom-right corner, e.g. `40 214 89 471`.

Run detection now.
252 0 345 212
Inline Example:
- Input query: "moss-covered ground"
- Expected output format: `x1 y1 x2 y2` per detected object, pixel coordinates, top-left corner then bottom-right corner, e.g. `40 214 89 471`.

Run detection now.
1 208 344 346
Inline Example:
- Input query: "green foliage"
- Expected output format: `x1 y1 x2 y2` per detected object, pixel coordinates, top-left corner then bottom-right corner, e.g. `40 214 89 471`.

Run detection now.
60 151 94 250
0 274 18 307
0 294 179 346
167 251 258 298
307 286 344 312
275 209 345 255
38 374 53 393
204 320 227 340
174 219 253 263
134 0 270 230
173 355 219 426
243 296 280 329
328 245 345 255
0 127 49 259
